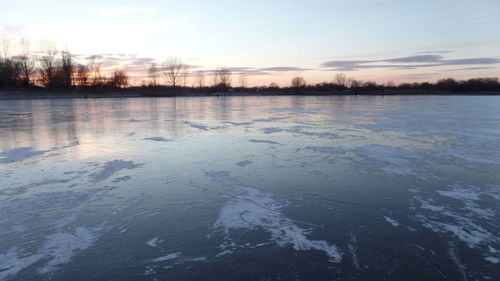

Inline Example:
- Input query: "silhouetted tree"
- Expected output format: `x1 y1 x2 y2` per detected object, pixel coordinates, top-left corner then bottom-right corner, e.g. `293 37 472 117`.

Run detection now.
0 40 20 88
291 77 306 88
162 57 185 87
239 73 248 88
17 39 35 87
110 70 128 88
59 49 74 88
195 71 205 88
334 73 348 91
39 41 58 89
76 64 89 87
269 82 279 89
349 78 361 94
147 62 159 87
436 78 459 91
88 55 104 89
213 67 232 91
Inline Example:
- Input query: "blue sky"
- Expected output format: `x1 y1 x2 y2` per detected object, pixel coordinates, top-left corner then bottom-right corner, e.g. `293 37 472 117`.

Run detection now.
1 0 500 85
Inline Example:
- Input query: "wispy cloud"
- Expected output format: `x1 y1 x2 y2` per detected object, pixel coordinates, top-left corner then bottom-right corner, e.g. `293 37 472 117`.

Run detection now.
321 54 500 71
99 7 155 19
259 66 311 72
416 50 454 55
0 25 24 37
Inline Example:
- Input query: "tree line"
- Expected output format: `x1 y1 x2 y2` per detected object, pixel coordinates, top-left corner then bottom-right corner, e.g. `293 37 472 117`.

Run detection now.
0 39 234 91
279 74 500 94
1 39 499 93
0 40 129 90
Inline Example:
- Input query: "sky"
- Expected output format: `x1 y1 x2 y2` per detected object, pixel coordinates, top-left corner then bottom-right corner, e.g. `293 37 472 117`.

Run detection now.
1 0 500 86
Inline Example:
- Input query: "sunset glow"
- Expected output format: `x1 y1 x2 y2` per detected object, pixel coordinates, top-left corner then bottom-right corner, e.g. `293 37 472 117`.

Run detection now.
1 0 500 86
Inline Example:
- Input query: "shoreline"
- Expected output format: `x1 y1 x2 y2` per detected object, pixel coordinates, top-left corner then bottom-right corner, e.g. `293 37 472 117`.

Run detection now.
1 89 500 100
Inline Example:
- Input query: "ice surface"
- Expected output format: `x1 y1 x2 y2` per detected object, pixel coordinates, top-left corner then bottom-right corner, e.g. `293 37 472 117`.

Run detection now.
1 96 499 280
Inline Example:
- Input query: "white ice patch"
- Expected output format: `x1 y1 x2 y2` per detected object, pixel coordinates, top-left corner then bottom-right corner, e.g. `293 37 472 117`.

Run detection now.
437 185 481 201
0 226 104 280
205 171 342 263
348 233 361 270
146 237 163 247
37 227 103 274
185 257 208 262
151 252 181 263
383 216 400 227
485 247 500 264
412 184 500 263
414 197 445 212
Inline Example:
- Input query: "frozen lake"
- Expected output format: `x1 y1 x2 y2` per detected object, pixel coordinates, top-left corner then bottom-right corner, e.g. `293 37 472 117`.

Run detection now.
0 95 499 280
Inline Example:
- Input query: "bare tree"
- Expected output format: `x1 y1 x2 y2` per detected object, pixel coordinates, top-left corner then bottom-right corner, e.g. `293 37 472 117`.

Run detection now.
348 78 361 93
60 49 74 88
0 39 19 88
238 73 248 88
39 41 58 89
195 71 205 88
1 39 9 59
17 39 36 87
87 55 103 88
181 64 189 87
334 73 347 90
110 70 129 88
76 64 90 87
213 67 232 90
147 62 159 87
162 57 184 87
291 76 306 89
